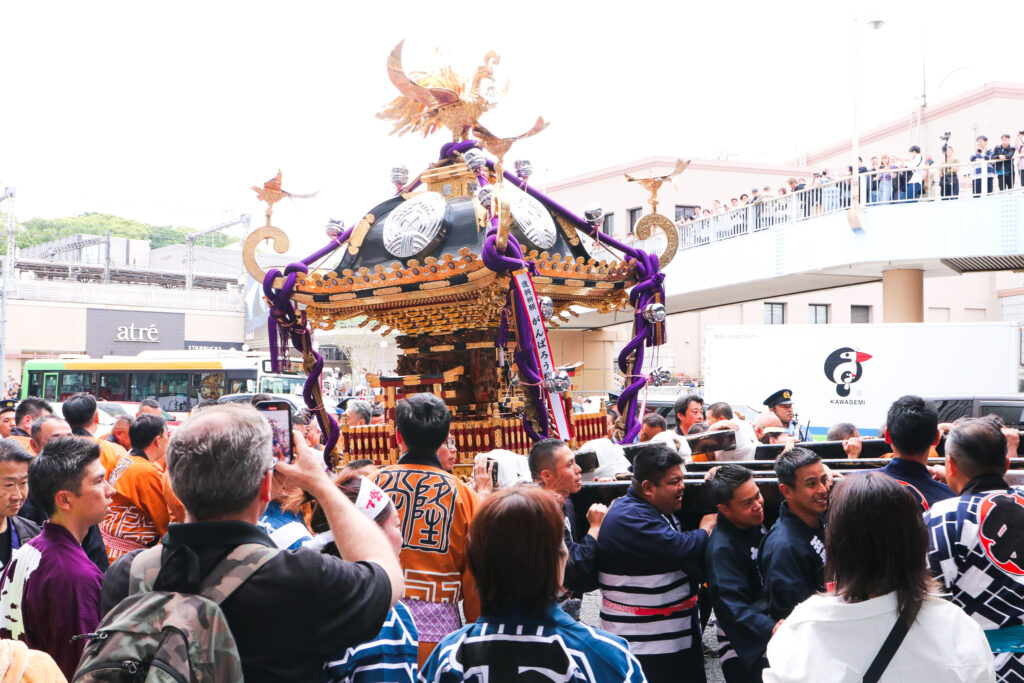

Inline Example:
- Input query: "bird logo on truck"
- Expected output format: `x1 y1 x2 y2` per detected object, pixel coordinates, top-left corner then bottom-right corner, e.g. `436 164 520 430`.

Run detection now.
823 347 872 397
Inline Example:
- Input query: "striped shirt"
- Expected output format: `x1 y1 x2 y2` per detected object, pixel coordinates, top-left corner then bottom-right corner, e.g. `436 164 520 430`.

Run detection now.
325 601 418 682
419 602 644 682
596 489 708 659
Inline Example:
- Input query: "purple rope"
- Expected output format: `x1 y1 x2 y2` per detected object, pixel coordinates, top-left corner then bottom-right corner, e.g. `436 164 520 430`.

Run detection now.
488 163 667 443
261 229 353 463
472 168 550 440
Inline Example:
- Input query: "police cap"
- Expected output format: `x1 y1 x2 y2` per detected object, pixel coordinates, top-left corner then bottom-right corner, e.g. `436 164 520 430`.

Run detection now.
763 389 793 408
0 400 15 415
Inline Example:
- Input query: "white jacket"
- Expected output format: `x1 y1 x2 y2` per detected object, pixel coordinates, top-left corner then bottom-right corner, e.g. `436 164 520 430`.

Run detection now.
764 592 994 682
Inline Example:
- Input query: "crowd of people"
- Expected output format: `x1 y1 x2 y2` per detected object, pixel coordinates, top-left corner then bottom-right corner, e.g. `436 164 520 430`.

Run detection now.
662 131 1024 233
0 388 1019 681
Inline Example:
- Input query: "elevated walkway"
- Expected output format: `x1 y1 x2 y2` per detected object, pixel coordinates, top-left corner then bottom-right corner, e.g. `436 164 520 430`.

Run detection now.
562 169 1024 329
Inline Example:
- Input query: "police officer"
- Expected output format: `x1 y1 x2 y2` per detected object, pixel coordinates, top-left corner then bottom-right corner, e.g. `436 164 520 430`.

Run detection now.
0 401 15 439
762 390 807 441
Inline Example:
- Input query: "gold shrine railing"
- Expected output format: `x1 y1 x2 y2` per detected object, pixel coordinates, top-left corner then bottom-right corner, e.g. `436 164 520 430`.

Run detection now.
336 410 608 468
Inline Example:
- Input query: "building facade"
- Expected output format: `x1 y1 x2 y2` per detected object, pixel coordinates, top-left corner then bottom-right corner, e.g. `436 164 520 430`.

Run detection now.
544 82 1024 391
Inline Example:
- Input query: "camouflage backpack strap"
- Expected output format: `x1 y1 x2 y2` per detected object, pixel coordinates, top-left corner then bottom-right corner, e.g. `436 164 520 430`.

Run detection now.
198 543 278 605
128 545 166 595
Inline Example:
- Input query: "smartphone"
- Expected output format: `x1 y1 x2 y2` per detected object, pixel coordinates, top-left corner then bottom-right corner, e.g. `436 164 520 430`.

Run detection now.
256 400 294 463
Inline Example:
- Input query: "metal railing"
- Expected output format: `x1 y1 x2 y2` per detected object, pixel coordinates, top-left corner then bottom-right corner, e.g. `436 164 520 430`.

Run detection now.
620 160 1024 254
8 279 244 312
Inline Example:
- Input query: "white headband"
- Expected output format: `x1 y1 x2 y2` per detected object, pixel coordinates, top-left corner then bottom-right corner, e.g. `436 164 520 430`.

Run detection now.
354 476 390 521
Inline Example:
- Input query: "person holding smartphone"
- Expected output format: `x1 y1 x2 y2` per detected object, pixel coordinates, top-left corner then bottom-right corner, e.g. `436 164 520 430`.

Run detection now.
100 404 404 681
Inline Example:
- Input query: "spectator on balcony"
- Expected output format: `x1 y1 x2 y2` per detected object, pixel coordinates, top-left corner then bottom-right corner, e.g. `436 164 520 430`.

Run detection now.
940 145 960 200
993 134 1015 191
971 135 994 196
895 156 910 200
1016 131 1024 188
906 146 925 201
739 194 749 204
868 156 880 203
877 155 896 204
730 198 740 209
747 188 760 205
821 170 840 212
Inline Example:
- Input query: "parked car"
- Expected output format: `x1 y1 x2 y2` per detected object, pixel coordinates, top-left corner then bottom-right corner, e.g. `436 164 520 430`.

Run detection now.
50 402 118 428
926 394 1024 429
98 401 180 427
608 392 759 431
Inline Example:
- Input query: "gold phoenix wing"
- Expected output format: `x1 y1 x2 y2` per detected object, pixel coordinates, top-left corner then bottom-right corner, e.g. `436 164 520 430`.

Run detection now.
377 40 500 141
472 116 549 162
251 170 318 210
624 159 690 213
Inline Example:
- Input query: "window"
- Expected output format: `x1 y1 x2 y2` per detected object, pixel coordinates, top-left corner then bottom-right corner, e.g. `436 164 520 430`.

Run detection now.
808 304 829 324
194 372 226 401
159 373 191 412
979 403 1024 428
98 372 128 401
602 213 615 236
27 371 43 398
675 205 699 222
851 305 871 324
130 372 158 402
627 207 642 234
927 307 951 322
59 372 96 400
764 302 785 324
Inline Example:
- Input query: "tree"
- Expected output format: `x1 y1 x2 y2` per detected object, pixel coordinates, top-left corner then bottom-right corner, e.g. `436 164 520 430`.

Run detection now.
0 213 196 254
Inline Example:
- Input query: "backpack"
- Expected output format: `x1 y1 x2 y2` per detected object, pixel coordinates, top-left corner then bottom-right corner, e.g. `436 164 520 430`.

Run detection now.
73 543 277 682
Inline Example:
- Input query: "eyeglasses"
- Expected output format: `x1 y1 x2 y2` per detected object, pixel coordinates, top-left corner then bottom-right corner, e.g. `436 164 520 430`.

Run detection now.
446 437 457 450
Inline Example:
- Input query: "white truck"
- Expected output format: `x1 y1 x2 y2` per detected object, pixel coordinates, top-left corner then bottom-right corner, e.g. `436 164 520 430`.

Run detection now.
702 322 1024 438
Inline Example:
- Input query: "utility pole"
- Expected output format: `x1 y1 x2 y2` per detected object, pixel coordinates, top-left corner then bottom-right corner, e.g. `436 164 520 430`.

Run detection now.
0 187 16 397
186 213 250 290
103 231 111 285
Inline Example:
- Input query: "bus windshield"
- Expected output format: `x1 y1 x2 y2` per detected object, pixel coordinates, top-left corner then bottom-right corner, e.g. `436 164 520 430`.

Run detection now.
258 374 306 395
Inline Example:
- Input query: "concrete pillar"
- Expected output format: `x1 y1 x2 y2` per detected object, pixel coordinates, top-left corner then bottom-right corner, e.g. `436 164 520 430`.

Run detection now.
882 269 924 322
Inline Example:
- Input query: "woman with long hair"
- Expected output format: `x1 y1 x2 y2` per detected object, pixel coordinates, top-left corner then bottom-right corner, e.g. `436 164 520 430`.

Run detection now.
420 485 645 682
764 472 993 682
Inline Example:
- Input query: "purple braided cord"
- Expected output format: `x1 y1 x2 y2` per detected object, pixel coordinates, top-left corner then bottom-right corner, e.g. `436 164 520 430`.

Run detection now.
488 164 667 443
474 167 551 441
261 228 354 462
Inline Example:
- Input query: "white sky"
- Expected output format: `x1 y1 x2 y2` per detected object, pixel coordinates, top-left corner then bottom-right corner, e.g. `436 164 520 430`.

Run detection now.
1 0 1020 254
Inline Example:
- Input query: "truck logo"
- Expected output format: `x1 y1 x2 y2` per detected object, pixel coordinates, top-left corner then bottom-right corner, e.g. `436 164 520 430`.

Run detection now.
823 347 872 397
